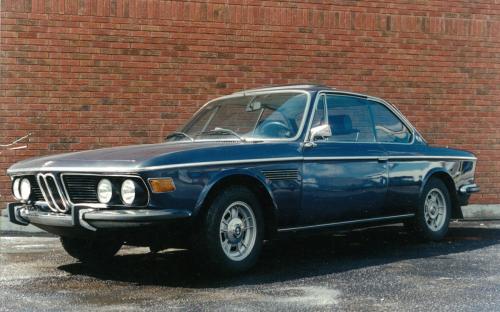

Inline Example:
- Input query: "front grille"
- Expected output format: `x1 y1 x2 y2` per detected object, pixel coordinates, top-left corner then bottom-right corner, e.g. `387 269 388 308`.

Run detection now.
62 175 99 204
26 175 44 201
36 173 70 213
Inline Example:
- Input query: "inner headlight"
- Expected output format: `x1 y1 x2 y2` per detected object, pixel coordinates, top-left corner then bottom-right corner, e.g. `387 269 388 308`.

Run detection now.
12 178 21 200
97 179 113 204
121 179 136 205
20 178 31 201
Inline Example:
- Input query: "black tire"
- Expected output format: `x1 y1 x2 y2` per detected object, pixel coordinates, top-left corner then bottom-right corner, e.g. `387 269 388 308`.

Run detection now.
60 236 123 263
196 186 264 274
412 178 451 241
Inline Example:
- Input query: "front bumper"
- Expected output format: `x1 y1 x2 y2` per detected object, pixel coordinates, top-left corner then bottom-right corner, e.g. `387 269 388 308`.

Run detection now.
459 183 480 194
8 203 191 232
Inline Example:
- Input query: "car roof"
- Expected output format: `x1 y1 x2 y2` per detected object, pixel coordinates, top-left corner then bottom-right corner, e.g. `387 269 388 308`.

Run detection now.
230 84 372 99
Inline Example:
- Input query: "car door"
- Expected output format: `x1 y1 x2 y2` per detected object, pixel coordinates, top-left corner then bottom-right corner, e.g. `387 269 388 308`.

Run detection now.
367 99 420 216
300 93 389 226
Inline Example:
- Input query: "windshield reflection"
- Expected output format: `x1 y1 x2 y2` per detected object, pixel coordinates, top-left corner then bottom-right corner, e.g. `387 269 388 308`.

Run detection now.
167 92 309 142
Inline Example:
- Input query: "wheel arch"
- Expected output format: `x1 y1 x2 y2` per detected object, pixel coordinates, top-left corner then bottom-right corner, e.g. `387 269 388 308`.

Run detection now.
422 169 462 219
193 170 279 239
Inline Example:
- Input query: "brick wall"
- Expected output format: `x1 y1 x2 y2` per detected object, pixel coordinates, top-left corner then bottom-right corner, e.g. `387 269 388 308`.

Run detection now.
1 0 499 207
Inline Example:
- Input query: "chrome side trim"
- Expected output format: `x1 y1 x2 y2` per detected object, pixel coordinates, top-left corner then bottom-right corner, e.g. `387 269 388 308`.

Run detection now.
304 156 380 161
304 156 477 161
385 156 476 161
278 214 415 232
8 155 477 174
143 157 303 171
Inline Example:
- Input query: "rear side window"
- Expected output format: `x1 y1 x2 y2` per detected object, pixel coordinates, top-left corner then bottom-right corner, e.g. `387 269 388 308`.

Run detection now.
369 101 412 143
325 95 375 143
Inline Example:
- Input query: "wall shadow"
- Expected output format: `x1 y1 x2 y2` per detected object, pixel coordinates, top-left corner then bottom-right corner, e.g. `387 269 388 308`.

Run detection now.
58 223 500 288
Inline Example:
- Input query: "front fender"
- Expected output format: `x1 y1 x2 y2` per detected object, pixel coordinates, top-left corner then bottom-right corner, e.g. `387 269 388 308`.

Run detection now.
192 168 278 218
420 167 456 194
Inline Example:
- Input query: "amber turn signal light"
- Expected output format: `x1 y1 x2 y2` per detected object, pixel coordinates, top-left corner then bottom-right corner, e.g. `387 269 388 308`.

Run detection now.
149 178 176 193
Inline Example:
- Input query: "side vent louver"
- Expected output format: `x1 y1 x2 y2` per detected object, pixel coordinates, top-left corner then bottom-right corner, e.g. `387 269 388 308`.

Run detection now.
262 169 299 181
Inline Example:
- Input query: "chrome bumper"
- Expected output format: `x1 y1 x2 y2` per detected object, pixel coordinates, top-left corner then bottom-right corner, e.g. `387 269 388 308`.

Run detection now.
8 203 191 232
459 183 480 194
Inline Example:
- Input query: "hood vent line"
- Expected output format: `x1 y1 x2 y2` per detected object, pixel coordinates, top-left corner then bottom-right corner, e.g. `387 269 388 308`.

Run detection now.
262 169 299 181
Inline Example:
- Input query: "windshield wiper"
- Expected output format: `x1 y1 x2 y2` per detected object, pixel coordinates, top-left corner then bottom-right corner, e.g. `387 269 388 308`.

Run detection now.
200 127 246 142
166 131 194 141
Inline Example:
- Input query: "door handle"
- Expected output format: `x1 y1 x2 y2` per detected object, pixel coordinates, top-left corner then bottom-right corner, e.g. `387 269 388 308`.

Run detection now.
377 156 389 162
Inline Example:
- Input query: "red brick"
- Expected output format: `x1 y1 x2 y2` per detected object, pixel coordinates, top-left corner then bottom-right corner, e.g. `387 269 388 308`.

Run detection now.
1 0 499 207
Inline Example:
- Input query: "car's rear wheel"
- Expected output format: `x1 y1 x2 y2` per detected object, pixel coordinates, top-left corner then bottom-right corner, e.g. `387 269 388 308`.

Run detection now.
60 236 123 263
197 186 263 274
411 178 451 241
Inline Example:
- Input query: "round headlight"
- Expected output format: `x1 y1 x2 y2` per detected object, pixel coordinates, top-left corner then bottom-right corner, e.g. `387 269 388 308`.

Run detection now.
12 178 21 200
20 178 31 201
97 179 113 204
121 179 136 205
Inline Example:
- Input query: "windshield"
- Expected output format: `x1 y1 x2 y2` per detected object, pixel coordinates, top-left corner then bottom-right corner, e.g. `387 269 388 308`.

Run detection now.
169 92 309 142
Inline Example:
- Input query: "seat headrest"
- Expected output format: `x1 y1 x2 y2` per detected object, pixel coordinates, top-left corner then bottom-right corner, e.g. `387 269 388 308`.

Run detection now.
330 114 354 135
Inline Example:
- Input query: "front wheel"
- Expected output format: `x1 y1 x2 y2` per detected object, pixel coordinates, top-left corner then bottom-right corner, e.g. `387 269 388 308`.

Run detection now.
60 236 123 263
412 178 451 241
197 186 264 274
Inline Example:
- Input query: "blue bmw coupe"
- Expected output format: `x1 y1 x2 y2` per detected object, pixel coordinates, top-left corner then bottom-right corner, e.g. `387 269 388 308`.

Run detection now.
7 84 479 273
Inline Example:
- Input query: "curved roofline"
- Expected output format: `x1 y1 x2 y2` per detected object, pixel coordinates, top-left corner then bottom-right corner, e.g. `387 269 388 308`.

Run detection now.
231 84 334 95
231 84 382 100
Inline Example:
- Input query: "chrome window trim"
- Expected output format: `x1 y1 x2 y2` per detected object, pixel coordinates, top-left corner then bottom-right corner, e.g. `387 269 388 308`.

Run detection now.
277 213 415 232
303 91 417 145
7 155 477 175
179 90 312 143
60 173 151 208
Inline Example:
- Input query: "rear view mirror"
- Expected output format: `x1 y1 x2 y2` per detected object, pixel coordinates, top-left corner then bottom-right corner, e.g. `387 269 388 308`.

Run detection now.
246 101 262 112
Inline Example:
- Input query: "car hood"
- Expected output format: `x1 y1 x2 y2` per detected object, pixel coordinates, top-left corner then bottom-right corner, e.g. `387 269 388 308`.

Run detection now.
7 141 240 174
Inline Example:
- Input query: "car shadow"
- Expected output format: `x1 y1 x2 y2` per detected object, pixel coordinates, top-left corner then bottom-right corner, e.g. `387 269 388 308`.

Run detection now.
58 223 500 288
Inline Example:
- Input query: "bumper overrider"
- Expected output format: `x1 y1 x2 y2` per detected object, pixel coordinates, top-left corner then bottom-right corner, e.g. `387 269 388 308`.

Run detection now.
8 202 191 232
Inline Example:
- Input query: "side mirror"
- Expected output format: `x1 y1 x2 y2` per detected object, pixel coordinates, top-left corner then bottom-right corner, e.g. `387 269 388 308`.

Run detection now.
310 124 332 141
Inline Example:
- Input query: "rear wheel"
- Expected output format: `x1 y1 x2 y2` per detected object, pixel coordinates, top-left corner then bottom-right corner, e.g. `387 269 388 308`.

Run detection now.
412 178 451 241
60 236 123 263
197 186 264 274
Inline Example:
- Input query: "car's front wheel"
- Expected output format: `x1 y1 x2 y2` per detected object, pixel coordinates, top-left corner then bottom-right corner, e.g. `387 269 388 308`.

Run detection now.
198 186 264 274
411 178 451 241
60 236 123 263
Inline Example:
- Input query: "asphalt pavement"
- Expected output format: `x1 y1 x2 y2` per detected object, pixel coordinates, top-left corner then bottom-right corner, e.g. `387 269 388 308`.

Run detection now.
1 221 499 311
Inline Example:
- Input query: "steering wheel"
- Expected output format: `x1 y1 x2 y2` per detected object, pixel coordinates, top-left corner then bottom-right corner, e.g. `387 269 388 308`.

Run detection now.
255 121 292 138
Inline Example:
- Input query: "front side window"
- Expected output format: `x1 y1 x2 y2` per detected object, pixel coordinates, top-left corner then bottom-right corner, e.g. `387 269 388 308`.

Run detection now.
173 92 309 141
369 101 412 143
324 95 376 143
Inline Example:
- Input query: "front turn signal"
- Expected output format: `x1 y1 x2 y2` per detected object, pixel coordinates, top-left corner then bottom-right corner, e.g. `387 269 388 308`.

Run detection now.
149 178 176 193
